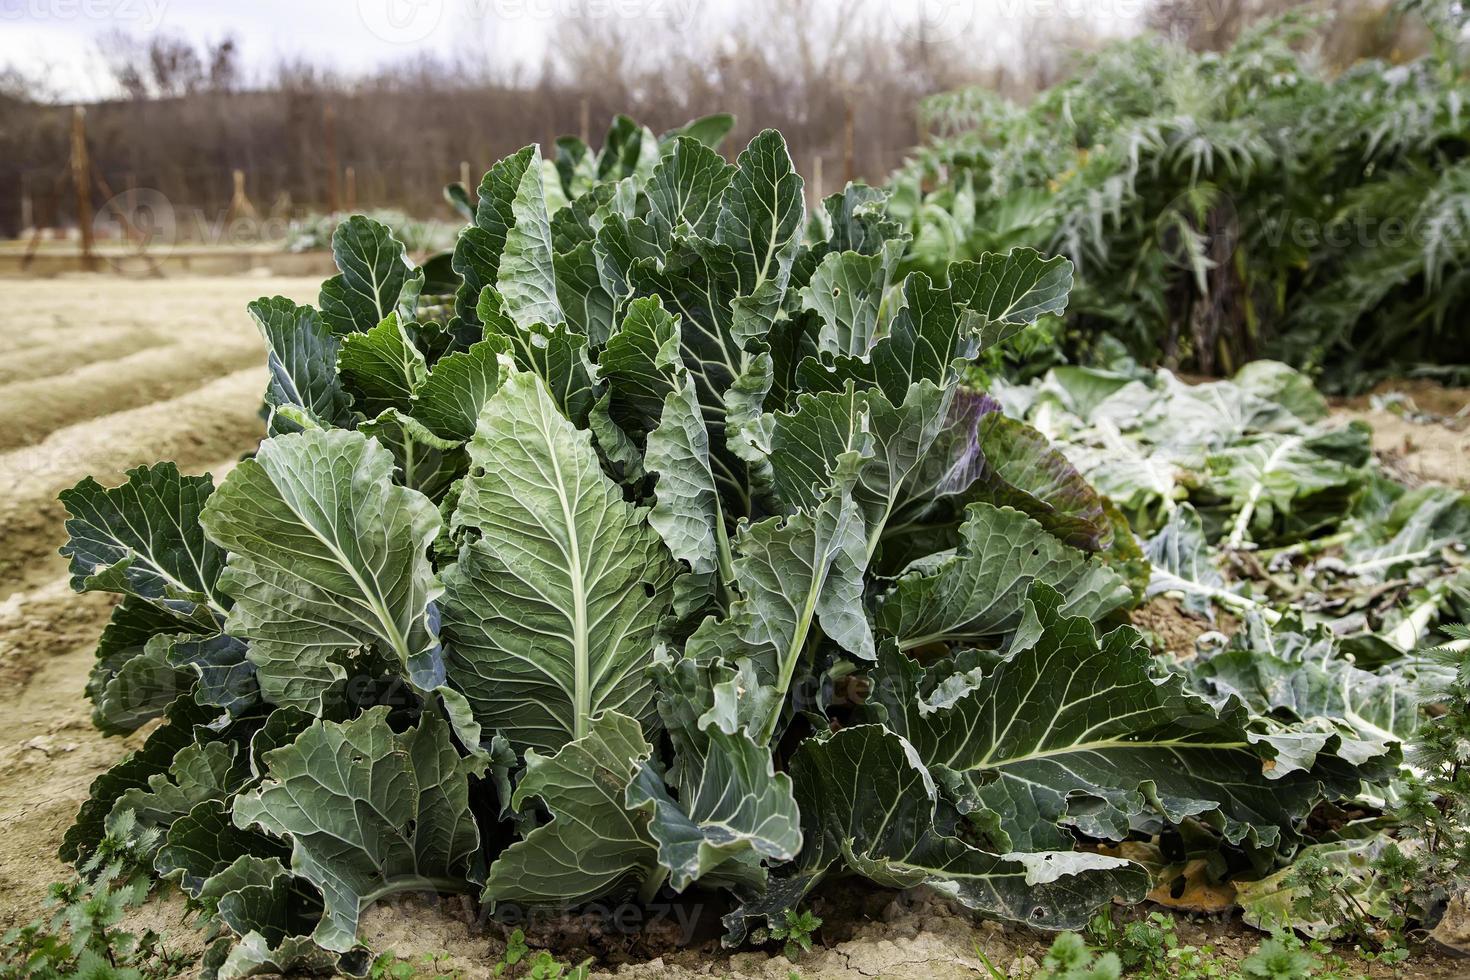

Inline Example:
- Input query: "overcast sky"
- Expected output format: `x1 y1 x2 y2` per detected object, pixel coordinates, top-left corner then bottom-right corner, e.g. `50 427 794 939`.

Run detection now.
0 0 1150 101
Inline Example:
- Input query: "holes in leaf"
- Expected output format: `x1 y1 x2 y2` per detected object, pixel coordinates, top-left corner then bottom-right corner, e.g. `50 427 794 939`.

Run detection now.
1030 906 1048 920
405 818 417 837
832 286 842 298
642 582 656 598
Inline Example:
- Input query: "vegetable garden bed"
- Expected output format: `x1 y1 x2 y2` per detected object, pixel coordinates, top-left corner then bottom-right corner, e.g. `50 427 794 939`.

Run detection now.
2 115 1468 980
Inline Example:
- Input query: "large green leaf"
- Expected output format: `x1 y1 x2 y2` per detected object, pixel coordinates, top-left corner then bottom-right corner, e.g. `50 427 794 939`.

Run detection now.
648 136 736 240
779 725 1147 930
201 429 443 711
686 474 873 742
798 270 971 405
935 393 1111 551
410 339 506 443
156 799 289 897
482 711 660 908
89 631 193 735
800 244 902 358
336 312 427 417
716 129 805 344
356 408 465 500
319 215 415 335
875 503 1132 651
60 462 228 624
233 709 481 953
626 236 760 515
248 296 352 432
442 370 677 755
955 248 1073 350
497 145 564 329
85 598 208 734
553 240 615 343
627 659 802 891
766 381 951 559
859 586 1327 851
646 377 723 576
481 287 596 427
599 295 683 438
453 146 536 325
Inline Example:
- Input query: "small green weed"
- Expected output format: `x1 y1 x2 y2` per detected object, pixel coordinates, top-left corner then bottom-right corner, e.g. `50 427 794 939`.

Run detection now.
769 908 823 961
0 860 192 980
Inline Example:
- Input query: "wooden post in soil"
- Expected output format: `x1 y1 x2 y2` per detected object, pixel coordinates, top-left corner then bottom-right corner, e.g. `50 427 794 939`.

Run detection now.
227 169 259 223
344 166 357 212
19 172 32 233
70 106 95 271
843 100 856 184
124 174 140 243
324 103 340 214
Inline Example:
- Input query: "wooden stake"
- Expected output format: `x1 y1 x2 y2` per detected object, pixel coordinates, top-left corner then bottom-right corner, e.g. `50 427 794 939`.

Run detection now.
227 169 259 222
344 166 357 212
579 97 590 145
124 174 137 235
843 101 856 184
70 106 95 270
323 103 340 213
19 172 32 232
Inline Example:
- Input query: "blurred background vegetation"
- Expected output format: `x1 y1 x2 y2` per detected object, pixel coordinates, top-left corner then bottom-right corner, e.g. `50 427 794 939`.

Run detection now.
1 0 1465 388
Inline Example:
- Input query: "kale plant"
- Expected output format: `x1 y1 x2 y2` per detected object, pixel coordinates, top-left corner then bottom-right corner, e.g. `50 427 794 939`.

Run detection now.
56 117 1369 976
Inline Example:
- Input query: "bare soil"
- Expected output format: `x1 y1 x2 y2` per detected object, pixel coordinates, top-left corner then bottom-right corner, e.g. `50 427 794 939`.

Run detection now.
1131 596 1239 660
0 276 316 944
0 276 1464 977
1333 379 1470 490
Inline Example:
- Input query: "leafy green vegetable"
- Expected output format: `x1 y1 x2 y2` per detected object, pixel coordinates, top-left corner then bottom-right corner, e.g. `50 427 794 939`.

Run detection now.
55 119 1378 968
897 14 1470 390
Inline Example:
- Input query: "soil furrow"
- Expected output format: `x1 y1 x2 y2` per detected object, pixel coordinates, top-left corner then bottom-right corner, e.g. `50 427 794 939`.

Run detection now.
0 338 263 451
0 328 168 386
0 369 267 600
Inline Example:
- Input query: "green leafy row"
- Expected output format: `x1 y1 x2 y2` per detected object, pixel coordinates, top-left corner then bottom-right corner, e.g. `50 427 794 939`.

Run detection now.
895 8 1470 390
57 118 1376 976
